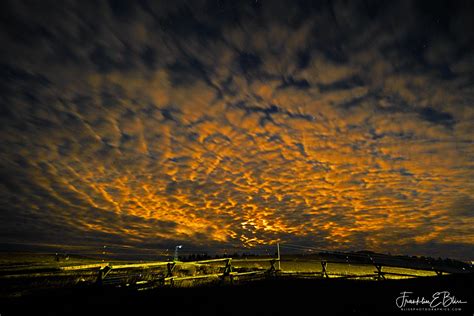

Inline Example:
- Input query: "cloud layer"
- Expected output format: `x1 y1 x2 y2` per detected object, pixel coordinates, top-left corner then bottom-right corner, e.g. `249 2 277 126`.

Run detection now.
1 0 473 258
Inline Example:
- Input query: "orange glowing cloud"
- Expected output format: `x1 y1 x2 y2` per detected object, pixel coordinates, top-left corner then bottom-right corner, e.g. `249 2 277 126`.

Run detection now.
1 0 473 260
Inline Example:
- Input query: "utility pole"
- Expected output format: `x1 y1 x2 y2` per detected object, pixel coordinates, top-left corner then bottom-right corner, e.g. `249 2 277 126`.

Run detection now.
277 243 281 270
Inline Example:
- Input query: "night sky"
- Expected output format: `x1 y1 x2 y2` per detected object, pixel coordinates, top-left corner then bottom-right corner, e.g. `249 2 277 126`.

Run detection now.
1 0 473 259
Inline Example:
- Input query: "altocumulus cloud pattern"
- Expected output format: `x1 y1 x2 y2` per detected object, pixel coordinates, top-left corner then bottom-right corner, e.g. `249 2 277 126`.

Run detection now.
0 0 473 258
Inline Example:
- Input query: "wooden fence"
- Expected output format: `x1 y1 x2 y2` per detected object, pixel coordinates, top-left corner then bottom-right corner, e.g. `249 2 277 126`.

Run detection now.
58 252 470 289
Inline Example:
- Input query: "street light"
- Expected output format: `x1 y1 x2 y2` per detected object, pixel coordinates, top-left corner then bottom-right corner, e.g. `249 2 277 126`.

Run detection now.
174 245 182 262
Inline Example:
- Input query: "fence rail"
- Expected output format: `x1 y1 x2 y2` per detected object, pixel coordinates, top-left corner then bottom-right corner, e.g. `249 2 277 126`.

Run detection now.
90 256 279 287
60 263 109 271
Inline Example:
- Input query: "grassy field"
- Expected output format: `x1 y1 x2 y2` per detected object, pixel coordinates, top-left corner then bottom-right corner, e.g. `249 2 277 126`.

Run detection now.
0 253 472 316
1 272 472 316
231 258 437 278
0 253 130 272
0 252 452 299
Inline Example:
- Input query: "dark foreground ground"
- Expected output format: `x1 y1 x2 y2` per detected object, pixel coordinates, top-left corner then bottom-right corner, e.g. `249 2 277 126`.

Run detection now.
1 273 473 316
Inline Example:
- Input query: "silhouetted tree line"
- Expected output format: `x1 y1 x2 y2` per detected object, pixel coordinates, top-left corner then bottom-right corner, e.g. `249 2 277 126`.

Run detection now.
180 253 212 261
180 252 275 261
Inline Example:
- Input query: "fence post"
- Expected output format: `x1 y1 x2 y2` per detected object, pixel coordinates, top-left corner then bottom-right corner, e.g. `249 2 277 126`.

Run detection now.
165 262 177 286
221 258 233 283
96 265 112 285
267 259 277 277
223 258 232 276
166 262 176 277
321 261 329 278
374 264 385 280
